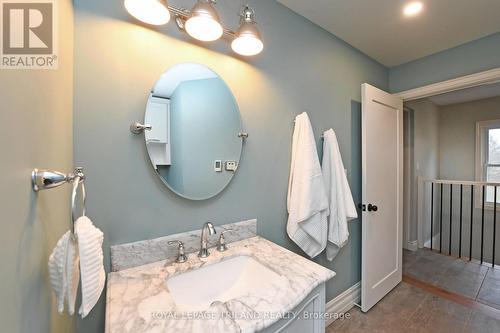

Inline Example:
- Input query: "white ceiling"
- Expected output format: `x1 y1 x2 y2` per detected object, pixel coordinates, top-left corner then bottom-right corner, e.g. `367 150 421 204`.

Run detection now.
277 0 500 67
428 82 500 106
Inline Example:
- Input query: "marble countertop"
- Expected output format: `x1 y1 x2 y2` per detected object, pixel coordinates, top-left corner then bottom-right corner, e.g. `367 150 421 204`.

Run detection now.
105 236 335 333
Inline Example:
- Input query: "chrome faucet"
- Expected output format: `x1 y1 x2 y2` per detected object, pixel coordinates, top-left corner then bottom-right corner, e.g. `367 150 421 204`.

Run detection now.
198 221 216 258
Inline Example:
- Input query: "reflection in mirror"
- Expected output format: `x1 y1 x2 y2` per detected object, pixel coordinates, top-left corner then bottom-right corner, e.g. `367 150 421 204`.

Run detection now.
144 63 242 200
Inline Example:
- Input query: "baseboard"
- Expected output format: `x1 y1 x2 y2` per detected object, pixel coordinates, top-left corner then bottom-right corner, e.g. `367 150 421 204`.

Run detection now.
405 240 418 251
325 281 361 326
423 234 440 249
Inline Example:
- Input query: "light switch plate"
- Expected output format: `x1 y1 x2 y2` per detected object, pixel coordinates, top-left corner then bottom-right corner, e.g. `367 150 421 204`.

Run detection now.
214 160 222 172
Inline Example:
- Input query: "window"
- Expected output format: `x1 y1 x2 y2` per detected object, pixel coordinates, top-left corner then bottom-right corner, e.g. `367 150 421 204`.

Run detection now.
476 119 500 203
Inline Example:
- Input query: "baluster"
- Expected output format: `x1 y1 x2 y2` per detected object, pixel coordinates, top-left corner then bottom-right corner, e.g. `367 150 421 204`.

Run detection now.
459 184 463 258
440 183 443 253
449 184 453 255
494 186 497 268
470 185 474 261
430 183 434 251
481 185 485 264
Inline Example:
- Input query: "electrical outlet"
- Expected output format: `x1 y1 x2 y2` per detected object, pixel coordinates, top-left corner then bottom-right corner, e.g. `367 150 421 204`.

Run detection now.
225 161 238 172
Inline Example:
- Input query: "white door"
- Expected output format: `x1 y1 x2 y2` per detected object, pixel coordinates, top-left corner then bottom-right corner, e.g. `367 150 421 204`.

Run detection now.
361 83 403 312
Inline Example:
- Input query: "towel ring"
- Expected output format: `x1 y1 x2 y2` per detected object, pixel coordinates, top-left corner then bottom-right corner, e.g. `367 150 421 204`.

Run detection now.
71 176 86 235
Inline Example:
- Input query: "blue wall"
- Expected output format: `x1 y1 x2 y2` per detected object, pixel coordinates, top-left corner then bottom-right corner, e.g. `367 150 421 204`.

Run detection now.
389 32 500 93
161 77 241 199
73 0 387 331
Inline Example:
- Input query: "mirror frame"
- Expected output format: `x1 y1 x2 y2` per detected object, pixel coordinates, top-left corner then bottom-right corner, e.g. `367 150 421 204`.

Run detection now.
143 63 244 201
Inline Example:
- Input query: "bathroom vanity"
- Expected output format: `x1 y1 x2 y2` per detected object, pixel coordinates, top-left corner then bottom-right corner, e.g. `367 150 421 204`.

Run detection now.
105 222 335 333
110 63 337 332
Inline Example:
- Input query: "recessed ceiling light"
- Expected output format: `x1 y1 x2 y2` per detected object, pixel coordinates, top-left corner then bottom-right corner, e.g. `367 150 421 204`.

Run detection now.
403 2 423 17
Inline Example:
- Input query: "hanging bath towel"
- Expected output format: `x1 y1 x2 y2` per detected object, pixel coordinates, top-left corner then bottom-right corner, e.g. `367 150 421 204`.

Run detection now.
75 216 106 318
287 112 329 258
322 129 358 261
48 231 80 315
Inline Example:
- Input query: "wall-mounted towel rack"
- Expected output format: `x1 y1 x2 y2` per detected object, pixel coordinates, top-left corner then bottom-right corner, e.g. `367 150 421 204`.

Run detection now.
32 167 86 235
32 167 85 192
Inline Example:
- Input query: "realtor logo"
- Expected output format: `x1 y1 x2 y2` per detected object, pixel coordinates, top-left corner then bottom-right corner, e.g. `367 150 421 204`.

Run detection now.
1 0 57 69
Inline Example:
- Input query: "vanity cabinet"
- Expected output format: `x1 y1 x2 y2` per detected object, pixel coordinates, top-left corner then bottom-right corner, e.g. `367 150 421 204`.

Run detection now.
262 283 326 333
106 236 335 333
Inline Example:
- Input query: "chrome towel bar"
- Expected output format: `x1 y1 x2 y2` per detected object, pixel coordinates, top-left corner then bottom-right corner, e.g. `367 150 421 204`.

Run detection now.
32 167 85 192
32 167 86 236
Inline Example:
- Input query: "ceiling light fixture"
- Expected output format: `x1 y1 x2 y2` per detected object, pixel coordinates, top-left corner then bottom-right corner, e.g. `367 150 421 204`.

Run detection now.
403 1 423 17
123 0 264 57
124 0 171 26
185 0 223 42
231 6 263 56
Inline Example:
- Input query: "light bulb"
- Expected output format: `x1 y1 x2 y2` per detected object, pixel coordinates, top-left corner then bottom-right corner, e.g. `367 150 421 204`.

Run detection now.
185 17 223 42
231 34 263 56
124 0 171 25
185 1 223 42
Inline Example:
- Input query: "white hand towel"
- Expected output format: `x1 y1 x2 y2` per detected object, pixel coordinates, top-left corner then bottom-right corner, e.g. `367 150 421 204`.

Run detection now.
65 235 80 315
287 112 329 258
75 216 106 318
322 129 358 261
48 231 79 315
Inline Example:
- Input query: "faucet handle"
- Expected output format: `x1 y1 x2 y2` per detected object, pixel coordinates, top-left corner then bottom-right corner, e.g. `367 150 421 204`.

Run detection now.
168 240 188 263
217 229 234 252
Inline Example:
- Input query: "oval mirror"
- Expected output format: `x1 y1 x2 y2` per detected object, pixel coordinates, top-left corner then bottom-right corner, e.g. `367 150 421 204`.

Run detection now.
143 63 243 200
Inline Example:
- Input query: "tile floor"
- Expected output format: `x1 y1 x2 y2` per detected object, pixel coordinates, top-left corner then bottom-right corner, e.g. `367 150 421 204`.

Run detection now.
404 248 500 309
326 282 500 333
327 249 500 332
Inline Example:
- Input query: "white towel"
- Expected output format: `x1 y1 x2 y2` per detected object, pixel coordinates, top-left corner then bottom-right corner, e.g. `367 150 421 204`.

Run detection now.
322 129 358 261
48 231 79 315
287 112 329 258
66 236 80 315
75 216 106 318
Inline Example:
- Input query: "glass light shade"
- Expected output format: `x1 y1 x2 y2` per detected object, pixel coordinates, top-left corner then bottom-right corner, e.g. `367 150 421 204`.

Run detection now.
124 0 171 25
185 17 223 42
231 21 263 56
185 1 223 41
231 35 263 56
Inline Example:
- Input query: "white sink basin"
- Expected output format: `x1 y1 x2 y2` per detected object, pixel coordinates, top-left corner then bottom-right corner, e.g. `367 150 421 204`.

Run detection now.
166 255 286 312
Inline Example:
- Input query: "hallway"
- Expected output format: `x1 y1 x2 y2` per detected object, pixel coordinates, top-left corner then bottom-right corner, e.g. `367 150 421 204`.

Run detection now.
404 248 500 310
328 249 500 332
327 281 500 332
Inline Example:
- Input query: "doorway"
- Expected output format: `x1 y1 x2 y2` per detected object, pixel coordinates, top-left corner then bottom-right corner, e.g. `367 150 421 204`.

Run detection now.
401 76 500 310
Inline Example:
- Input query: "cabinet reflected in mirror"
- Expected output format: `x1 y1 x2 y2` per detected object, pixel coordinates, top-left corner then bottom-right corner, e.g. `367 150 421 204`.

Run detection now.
143 63 243 200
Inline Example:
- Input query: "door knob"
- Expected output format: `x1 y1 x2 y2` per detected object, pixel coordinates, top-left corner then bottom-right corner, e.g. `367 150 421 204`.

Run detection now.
367 204 378 212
